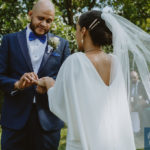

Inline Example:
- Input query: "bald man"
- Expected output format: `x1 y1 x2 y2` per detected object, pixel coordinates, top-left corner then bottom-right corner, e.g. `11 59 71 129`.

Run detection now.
0 0 70 149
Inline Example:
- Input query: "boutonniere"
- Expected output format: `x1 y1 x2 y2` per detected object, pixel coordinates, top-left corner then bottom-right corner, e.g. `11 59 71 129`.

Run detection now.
47 36 60 53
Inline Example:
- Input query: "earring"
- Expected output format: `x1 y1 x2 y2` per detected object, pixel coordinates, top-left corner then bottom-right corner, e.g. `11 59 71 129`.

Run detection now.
81 39 84 45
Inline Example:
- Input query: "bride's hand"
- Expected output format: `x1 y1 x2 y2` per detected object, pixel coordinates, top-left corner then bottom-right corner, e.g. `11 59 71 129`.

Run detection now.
34 77 55 94
36 77 47 87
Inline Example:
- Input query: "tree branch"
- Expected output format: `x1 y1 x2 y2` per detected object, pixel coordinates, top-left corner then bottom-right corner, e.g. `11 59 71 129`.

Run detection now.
65 0 74 25
52 0 61 7
88 0 96 10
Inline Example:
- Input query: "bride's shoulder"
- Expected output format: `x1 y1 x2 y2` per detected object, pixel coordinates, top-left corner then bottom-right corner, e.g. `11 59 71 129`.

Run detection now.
68 52 83 59
64 52 84 64
60 52 83 75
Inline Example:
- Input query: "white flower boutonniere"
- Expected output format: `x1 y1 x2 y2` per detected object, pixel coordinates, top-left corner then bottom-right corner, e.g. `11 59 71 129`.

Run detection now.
48 37 60 50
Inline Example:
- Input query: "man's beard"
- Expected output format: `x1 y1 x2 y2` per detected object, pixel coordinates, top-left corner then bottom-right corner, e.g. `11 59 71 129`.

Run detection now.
30 21 49 36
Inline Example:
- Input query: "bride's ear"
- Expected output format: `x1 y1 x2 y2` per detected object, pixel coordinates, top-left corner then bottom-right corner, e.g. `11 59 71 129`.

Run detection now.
81 27 87 36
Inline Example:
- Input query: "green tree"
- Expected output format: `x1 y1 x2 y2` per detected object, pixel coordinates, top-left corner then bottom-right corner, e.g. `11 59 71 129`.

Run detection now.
0 0 76 51
0 0 34 35
107 0 150 32
52 0 150 32
52 0 100 26
51 9 77 52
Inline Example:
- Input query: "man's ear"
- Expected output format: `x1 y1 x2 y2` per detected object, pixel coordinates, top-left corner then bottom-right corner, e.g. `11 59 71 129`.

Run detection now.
28 10 33 21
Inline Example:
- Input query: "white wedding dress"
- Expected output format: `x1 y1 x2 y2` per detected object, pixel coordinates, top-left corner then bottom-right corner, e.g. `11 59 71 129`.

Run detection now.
47 52 136 150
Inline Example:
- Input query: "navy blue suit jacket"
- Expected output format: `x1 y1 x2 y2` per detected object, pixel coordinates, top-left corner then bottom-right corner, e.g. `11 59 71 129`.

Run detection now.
0 29 70 131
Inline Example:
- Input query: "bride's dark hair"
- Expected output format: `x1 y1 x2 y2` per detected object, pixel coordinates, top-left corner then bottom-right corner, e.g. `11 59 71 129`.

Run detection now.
78 10 112 46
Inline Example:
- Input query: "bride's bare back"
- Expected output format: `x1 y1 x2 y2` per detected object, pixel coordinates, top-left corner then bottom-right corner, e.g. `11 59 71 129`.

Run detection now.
86 51 112 86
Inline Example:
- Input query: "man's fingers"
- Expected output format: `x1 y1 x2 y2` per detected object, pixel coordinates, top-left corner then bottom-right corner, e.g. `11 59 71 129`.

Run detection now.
22 81 26 87
18 72 38 89
32 79 44 87
33 72 38 80
30 72 37 80
23 76 30 83
26 74 34 82
28 72 38 83
24 73 37 83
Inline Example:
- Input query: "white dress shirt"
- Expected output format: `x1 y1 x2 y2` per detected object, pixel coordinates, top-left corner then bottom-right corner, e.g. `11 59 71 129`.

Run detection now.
26 25 47 103
26 25 47 74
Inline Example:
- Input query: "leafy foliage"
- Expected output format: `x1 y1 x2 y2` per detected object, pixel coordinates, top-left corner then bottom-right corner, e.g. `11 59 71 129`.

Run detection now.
52 0 99 26
51 9 77 53
0 1 149 149
0 0 150 45
0 0 76 52
52 0 150 33
0 0 34 35
107 0 150 32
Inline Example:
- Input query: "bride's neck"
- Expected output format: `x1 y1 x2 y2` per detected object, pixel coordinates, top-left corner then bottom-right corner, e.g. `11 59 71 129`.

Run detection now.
83 35 102 53
84 45 102 53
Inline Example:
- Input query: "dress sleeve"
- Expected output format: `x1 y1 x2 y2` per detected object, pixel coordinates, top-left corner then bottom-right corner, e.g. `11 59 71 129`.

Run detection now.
47 55 73 124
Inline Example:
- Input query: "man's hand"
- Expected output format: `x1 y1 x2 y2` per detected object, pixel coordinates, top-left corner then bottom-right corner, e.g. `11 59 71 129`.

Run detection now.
14 72 38 90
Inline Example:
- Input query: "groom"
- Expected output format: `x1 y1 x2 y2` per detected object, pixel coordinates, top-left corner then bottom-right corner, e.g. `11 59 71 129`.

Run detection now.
0 0 70 150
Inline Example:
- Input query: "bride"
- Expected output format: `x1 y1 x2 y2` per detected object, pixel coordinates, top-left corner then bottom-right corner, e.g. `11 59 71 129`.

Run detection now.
34 10 150 150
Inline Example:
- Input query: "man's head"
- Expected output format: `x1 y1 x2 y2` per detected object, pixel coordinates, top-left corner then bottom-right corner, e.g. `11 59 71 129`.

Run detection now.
131 71 139 83
28 0 55 36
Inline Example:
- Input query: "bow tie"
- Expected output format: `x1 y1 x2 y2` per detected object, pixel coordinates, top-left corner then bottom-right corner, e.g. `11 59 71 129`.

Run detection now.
29 32 46 44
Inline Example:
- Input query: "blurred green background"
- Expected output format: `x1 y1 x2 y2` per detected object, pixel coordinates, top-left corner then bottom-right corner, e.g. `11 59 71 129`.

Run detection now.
0 0 150 149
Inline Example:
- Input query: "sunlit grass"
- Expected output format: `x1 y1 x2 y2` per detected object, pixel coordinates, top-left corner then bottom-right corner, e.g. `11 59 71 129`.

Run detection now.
59 127 67 150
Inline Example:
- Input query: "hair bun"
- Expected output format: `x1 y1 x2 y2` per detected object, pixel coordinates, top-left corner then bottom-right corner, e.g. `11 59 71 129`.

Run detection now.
79 10 112 46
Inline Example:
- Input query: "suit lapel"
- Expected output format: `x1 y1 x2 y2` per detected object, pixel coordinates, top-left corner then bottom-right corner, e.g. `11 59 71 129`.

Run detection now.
17 29 33 72
38 33 54 75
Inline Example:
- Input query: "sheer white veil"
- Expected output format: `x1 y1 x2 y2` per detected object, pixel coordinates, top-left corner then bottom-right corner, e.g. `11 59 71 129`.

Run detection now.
101 8 150 149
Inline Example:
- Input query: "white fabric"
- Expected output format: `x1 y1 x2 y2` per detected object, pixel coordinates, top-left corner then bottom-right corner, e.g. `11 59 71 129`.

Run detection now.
48 52 136 150
101 12 150 100
101 12 150 149
131 112 140 133
26 25 47 103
